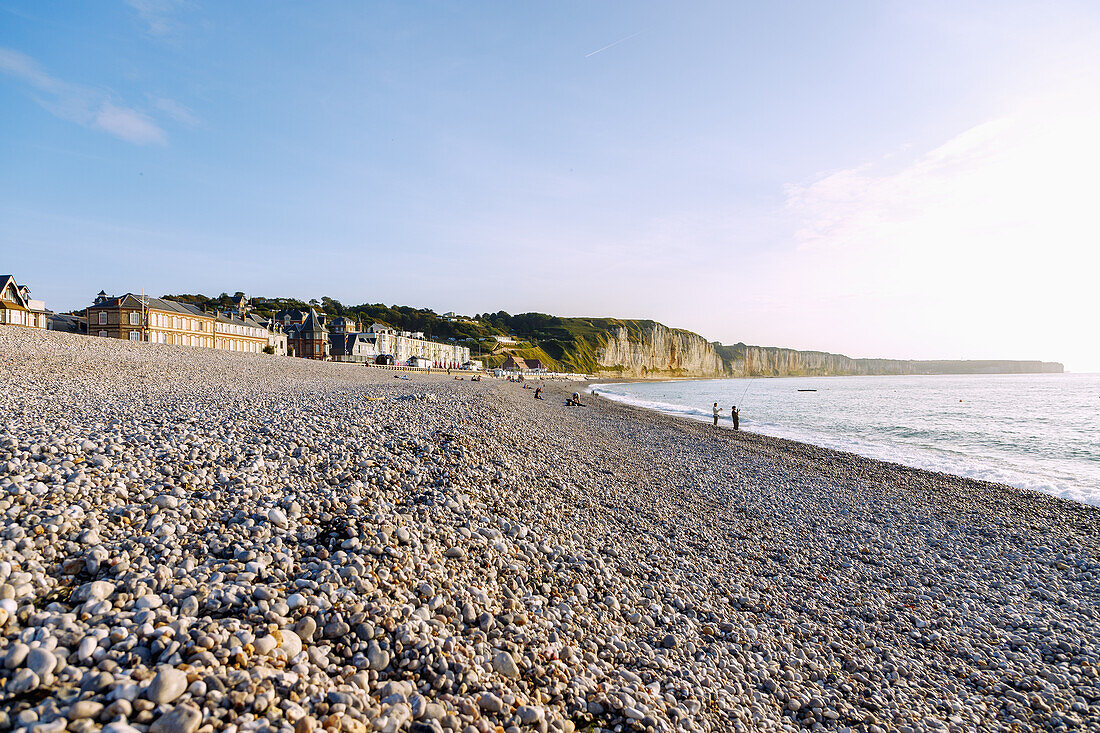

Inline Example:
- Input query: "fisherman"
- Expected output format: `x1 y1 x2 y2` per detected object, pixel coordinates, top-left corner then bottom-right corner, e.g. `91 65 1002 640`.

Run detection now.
713 402 720 426
731 404 740 430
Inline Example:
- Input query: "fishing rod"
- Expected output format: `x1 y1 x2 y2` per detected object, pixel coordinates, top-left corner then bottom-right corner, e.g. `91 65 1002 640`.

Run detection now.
737 373 755 405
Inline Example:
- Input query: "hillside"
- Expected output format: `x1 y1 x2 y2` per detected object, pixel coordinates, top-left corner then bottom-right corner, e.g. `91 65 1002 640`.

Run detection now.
160 293 1063 377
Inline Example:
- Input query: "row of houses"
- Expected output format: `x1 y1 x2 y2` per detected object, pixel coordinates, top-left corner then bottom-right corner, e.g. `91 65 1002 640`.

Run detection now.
1 275 475 368
277 310 472 368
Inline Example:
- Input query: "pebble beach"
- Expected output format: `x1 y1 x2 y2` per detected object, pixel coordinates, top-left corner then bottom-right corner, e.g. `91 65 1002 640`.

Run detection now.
1 326 1098 733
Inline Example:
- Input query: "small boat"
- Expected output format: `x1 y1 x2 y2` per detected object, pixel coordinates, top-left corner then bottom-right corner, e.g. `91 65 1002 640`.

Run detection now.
797 389 817 392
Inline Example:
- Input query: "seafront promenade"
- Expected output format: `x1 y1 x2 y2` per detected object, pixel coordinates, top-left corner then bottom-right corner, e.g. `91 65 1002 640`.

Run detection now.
1 326 1098 732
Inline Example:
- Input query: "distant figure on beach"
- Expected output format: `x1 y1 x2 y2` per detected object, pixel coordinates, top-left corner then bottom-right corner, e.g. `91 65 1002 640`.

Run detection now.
731 405 740 430
534 387 542 400
567 392 584 407
713 402 720 426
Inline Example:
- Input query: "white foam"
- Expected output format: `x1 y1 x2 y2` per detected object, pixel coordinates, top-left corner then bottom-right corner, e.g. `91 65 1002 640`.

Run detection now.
592 381 1100 507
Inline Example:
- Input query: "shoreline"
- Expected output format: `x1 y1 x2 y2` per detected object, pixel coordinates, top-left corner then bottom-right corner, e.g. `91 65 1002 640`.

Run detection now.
585 375 1097 508
2 326 1098 732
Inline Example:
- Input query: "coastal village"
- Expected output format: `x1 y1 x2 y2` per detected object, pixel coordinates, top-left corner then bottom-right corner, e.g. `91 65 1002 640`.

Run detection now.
2 274 494 372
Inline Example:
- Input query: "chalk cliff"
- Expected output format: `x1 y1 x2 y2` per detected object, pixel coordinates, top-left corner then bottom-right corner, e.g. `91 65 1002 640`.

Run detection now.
589 324 1063 377
595 324 726 377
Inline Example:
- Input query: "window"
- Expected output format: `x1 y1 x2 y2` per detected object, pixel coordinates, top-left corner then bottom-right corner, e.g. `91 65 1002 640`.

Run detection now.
129 331 140 341
129 312 140 325
99 330 107 337
98 312 107 325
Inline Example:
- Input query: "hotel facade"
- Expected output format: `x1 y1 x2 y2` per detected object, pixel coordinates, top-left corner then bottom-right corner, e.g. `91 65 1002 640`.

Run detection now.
88 292 279 354
88 293 214 346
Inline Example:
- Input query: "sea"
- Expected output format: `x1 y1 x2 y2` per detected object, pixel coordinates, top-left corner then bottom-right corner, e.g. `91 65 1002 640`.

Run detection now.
591 373 1100 507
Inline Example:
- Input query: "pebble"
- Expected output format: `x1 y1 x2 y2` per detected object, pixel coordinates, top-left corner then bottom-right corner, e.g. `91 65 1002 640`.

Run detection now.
146 667 188 705
67 701 104 720
149 704 202 733
25 647 57 681
492 650 520 678
478 692 504 713
0 327 1097 733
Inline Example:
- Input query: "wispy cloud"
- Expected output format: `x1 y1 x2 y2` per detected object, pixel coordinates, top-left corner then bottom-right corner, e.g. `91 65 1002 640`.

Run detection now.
779 87 1100 366
0 46 167 144
124 0 186 37
94 102 167 144
152 96 201 127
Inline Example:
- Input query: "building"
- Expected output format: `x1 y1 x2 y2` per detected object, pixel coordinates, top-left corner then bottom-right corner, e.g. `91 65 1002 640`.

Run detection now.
214 311 272 354
501 356 547 372
370 329 469 367
88 292 215 346
87 291 280 355
330 323 470 367
266 324 288 356
330 332 378 363
47 313 86 334
275 308 326 329
0 276 50 329
329 316 361 334
285 308 329 359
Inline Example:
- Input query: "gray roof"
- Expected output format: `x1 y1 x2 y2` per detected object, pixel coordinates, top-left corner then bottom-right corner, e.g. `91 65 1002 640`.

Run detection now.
89 293 210 317
330 332 377 356
215 311 271 330
301 308 326 333
286 308 328 337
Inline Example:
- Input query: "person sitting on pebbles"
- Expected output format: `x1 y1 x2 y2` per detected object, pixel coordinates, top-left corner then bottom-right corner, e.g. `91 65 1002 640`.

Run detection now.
566 392 585 406
534 386 542 400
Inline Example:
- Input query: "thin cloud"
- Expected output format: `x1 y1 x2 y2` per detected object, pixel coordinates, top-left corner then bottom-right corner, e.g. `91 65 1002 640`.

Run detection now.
585 31 643 58
95 102 166 144
124 0 185 37
780 92 1100 367
0 46 61 90
0 46 168 145
152 96 201 127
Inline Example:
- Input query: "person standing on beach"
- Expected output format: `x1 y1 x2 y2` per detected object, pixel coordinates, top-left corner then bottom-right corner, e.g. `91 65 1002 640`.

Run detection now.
731 405 740 430
713 402 720 426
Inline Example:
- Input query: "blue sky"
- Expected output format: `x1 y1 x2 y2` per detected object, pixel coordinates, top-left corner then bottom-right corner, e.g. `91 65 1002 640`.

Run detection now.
3 1 1099 369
